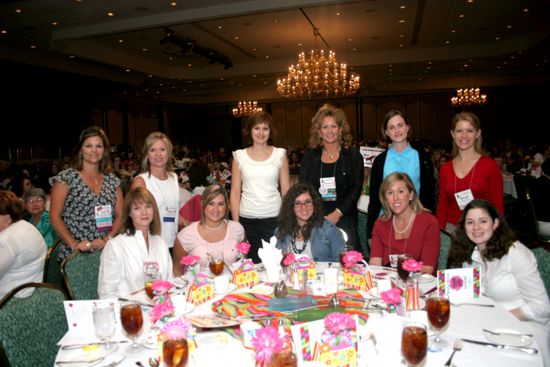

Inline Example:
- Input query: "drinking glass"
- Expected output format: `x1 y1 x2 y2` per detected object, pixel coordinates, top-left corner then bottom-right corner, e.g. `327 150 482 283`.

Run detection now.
208 251 224 277
338 242 353 268
120 301 144 353
397 254 413 284
92 302 117 352
401 322 428 366
270 348 298 367
426 292 451 350
280 243 293 275
163 338 189 367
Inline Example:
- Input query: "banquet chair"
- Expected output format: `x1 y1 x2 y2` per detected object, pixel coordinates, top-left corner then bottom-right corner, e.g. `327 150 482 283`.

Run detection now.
531 247 550 300
43 238 64 288
438 229 452 270
0 282 68 367
61 249 102 300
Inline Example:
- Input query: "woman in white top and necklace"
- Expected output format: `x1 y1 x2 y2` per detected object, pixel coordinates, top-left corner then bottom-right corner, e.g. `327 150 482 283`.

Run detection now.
132 132 180 250
230 111 290 263
98 187 173 299
174 184 245 273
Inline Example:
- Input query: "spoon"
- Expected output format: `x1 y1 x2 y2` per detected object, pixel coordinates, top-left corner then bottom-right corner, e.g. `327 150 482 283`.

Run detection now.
149 357 160 367
57 357 105 365
136 362 146 367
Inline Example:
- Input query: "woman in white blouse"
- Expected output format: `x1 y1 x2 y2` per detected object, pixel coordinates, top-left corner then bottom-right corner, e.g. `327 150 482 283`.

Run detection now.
449 199 550 361
98 187 173 299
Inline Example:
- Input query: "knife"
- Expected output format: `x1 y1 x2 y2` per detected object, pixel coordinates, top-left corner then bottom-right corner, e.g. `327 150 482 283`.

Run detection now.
61 340 128 350
117 297 153 308
462 338 538 354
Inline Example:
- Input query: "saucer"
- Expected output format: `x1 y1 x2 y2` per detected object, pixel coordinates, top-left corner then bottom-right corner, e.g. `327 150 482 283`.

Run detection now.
214 283 237 295
417 274 436 284
195 331 232 348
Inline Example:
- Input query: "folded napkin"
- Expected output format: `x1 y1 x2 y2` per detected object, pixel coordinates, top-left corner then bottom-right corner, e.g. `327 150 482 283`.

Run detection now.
56 346 107 367
258 236 282 282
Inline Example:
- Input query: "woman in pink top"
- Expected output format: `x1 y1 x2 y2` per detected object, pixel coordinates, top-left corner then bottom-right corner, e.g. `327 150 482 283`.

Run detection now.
173 184 245 275
436 112 503 232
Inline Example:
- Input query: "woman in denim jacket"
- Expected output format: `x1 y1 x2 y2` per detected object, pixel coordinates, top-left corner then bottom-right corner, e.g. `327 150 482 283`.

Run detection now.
274 182 345 262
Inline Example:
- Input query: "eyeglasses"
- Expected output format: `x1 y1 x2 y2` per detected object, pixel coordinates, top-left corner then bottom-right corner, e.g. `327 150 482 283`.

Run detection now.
27 198 44 205
293 200 313 208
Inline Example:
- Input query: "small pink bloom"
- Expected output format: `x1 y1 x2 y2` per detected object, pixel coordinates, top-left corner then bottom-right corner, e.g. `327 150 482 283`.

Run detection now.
251 327 284 366
282 252 296 266
236 242 251 255
152 280 173 294
381 288 402 305
450 275 464 290
324 312 355 334
180 255 200 266
402 259 423 273
149 301 175 324
343 250 363 268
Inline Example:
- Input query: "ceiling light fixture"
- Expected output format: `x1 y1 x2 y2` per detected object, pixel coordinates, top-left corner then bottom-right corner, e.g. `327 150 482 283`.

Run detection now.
451 88 487 107
276 25 359 98
232 101 262 117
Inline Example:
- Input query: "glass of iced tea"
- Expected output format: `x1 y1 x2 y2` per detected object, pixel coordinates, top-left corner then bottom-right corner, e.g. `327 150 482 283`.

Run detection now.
397 254 413 284
270 348 298 367
163 338 189 367
120 301 144 353
208 251 224 277
426 292 451 350
401 322 428 366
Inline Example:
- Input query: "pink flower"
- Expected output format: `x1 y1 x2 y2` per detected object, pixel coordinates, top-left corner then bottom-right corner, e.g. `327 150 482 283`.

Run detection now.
450 275 464 290
381 288 402 305
161 319 191 340
402 259 423 273
251 327 284 366
152 280 173 294
236 241 251 255
149 301 175 324
324 312 355 334
180 255 200 266
343 250 363 268
282 252 296 266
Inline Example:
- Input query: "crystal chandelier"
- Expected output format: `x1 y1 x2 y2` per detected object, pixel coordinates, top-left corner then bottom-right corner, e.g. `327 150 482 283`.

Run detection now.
451 88 487 107
232 101 262 117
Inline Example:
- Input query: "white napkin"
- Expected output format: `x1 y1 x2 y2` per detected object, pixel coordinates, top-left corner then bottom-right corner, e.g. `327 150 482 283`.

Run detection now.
258 236 282 282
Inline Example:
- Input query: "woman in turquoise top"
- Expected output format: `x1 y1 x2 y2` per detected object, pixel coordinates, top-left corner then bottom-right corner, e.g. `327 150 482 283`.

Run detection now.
24 188 57 248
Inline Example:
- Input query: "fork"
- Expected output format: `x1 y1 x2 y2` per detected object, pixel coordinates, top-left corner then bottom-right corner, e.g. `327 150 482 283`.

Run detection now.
482 328 534 338
451 302 494 307
444 338 463 367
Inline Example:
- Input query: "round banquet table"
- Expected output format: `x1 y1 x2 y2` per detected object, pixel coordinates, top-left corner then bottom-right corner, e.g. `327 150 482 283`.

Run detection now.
54 265 544 367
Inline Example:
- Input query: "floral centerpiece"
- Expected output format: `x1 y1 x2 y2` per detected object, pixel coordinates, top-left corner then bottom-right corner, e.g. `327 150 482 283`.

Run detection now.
149 280 175 325
342 251 364 270
236 241 251 260
180 255 200 280
342 251 373 291
321 312 355 347
380 287 402 314
251 326 286 367
401 259 423 310
402 259 423 276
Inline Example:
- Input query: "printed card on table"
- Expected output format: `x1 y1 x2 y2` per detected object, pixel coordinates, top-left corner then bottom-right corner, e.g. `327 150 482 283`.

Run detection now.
290 316 358 366
291 255 317 282
437 267 481 301
343 267 373 291
232 259 259 289
186 273 214 305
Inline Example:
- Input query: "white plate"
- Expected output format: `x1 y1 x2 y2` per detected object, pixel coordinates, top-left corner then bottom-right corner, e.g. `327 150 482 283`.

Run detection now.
172 276 189 288
214 283 237 295
142 331 159 350
195 331 232 349
484 329 534 347
417 274 436 284
369 287 380 298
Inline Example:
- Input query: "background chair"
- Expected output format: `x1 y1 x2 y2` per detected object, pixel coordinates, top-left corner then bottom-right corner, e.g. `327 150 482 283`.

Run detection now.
43 238 64 288
531 247 550 300
438 229 452 271
0 282 68 367
61 249 102 300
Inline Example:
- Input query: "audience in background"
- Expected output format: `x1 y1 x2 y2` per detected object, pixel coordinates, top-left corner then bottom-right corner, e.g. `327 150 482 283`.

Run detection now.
23 188 57 248
530 159 550 240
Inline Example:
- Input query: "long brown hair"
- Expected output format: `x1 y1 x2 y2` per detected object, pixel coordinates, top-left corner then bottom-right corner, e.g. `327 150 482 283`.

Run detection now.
451 111 483 156
200 184 230 224
120 187 161 236
73 126 112 173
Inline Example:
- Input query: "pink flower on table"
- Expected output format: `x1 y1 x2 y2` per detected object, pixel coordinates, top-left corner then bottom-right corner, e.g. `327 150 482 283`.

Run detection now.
381 288 402 305
152 280 173 294
402 259 423 273
251 326 284 366
343 250 363 268
282 252 296 266
149 301 175 324
324 312 355 334
236 241 251 255
449 275 464 290
180 255 200 266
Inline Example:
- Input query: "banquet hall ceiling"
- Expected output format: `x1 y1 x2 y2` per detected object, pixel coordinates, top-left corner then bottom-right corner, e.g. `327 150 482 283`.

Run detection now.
1 0 549 104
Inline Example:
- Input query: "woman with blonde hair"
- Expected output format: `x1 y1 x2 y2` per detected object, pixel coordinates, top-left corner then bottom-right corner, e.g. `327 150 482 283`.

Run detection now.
132 132 180 249
369 172 440 274
300 104 364 252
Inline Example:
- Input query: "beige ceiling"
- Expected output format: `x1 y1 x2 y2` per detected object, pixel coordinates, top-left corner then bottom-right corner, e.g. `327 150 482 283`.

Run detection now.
1 0 549 104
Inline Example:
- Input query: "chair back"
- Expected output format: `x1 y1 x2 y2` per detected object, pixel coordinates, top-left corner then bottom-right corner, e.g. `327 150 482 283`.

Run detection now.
438 229 452 270
61 250 102 300
0 282 68 367
43 238 63 287
531 247 550 300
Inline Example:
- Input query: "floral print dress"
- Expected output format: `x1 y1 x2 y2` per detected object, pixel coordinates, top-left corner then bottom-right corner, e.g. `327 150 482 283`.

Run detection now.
49 168 120 261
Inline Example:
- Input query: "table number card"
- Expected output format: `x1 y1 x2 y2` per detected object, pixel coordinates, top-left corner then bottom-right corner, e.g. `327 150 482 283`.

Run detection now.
343 267 373 291
437 267 481 301
232 259 259 289
186 273 214 305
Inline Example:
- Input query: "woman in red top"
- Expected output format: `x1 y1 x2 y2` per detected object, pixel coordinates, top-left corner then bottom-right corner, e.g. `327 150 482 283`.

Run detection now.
369 172 440 274
436 112 503 232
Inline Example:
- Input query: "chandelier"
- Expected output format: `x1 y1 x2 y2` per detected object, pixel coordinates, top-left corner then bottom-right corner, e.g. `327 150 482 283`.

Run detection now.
232 101 262 117
451 88 487 107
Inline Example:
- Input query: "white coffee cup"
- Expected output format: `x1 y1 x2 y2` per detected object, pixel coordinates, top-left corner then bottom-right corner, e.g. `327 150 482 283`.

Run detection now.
324 267 338 294
214 275 230 293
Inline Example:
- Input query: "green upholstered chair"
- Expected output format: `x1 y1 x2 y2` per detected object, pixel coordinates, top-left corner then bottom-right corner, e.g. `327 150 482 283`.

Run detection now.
61 249 102 300
438 229 452 271
0 282 68 367
532 247 550 299
43 238 64 288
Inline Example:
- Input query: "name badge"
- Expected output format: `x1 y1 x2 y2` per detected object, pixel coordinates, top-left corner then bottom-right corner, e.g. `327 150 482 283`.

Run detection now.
94 204 113 233
319 177 337 201
163 206 177 223
389 254 399 268
454 189 474 210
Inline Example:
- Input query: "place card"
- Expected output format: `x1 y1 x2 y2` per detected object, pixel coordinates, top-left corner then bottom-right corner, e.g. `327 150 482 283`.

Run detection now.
232 259 260 289
186 273 214 305
343 267 373 291
291 255 317 282
437 267 481 301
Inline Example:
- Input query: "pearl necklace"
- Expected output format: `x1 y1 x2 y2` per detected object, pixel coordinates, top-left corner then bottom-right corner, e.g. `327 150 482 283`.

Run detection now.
203 220 225 231
392 213 415 234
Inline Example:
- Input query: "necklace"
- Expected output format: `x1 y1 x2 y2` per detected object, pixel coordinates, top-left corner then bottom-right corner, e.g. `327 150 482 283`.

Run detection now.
290 238 308 254
392 213 415 234
323 149 339 160
203 220 225 231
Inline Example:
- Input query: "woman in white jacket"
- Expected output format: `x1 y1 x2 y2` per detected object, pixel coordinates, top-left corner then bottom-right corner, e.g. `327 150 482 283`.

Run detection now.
98 187 172 299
